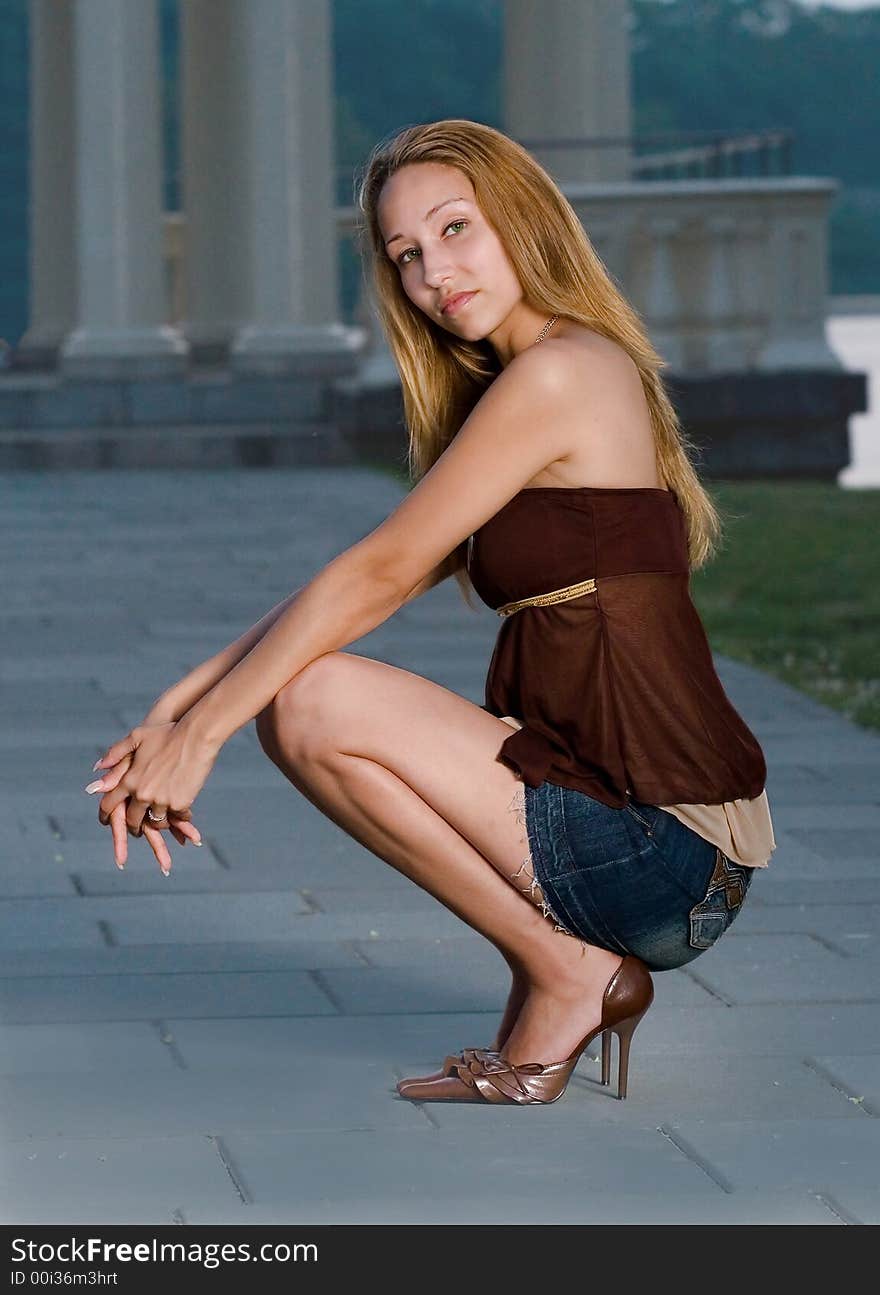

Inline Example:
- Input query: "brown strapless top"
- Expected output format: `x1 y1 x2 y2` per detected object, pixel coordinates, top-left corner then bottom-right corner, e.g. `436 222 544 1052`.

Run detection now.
468 486 771 832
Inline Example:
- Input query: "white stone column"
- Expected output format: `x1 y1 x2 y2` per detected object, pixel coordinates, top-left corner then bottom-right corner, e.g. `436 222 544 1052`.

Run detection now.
503 0 632 185
17 0 76 367
60 0 187 378
230 0 362 375
179 0 245 361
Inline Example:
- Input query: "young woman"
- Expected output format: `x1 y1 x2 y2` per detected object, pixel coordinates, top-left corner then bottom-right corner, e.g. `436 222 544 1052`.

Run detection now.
86 119 775 1106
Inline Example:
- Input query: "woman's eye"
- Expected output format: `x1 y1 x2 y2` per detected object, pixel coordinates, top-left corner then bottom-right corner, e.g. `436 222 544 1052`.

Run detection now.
399 220 467 266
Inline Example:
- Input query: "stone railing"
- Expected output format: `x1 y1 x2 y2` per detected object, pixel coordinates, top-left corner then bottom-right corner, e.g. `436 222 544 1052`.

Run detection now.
337 176 843 376
163 175 843 377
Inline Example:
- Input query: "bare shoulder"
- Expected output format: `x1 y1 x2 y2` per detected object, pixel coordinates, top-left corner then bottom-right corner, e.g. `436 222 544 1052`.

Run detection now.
543 325 646 410
520 323 660 489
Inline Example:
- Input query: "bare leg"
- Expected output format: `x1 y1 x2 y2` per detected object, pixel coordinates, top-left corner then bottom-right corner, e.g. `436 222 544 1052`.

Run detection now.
256 653 625 1065
258 691 527 1051
492 954 528 1051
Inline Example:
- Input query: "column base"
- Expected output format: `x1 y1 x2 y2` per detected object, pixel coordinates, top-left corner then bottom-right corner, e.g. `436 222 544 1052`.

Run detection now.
754 334 843 371
230 322 366 377
14 327 70 371
60 326 189 380
181 320 237 367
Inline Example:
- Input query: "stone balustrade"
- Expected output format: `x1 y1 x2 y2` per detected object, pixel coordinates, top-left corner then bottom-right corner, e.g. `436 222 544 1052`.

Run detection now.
330 176 842 378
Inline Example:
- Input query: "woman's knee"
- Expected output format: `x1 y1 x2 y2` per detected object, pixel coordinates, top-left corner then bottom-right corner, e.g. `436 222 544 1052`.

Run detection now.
254 702 280 758
254 654 342 760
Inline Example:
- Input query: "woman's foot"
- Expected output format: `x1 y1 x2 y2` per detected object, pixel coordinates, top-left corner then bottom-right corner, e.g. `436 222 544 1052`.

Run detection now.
395 964 528 1094
397 954 653 1105
396 943 624 1098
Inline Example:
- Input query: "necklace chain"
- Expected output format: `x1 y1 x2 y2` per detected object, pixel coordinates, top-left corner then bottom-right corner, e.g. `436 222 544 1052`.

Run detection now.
533 314 559 346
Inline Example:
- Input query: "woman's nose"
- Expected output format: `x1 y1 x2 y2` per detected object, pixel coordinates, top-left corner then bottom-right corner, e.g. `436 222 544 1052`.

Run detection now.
420 250 455 287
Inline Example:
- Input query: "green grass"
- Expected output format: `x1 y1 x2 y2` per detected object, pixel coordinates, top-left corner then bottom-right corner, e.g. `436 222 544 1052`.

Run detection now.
691 481 880 735
376 466 880 735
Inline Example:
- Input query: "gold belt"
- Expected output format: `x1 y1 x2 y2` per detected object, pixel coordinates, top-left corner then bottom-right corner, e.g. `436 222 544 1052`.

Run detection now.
496 577 597 618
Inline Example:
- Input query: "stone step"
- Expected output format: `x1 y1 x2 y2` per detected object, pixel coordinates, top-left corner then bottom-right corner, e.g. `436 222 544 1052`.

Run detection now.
0 420 358 469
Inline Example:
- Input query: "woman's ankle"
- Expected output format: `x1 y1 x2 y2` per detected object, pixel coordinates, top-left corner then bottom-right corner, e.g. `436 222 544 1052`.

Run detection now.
490 969 530 1050
525 938 623 998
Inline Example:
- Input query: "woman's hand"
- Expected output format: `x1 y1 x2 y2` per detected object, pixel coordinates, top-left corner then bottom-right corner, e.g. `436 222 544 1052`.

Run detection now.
89 710 202 872
90 752 202 871
88 720 217 874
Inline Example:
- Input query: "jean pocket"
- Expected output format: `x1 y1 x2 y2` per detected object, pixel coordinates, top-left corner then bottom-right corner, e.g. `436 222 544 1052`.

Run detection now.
688 849 753 951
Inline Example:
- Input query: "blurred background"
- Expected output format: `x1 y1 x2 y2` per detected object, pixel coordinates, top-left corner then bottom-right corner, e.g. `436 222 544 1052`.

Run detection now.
0 0 877 732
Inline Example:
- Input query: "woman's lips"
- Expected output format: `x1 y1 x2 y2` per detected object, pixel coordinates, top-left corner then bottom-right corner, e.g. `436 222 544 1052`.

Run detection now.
441 291 477 316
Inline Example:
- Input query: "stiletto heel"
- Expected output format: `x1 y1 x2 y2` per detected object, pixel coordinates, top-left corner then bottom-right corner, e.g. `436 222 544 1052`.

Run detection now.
396 954 654 1105
601 1029 612 1087
610 1007 649 1100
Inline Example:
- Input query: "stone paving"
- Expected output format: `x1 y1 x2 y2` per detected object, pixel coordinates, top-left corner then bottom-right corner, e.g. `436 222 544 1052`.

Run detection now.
0 467 877 1226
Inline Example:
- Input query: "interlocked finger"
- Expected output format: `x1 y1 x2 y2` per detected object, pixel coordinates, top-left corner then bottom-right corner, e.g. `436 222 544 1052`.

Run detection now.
108 799 199 869
142 822 173 875
125 797 152 837
94 754 132 789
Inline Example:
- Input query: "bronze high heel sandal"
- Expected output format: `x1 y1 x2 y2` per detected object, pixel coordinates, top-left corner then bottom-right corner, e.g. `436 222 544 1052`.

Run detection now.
395 954 654 1104
397 1045 502 1092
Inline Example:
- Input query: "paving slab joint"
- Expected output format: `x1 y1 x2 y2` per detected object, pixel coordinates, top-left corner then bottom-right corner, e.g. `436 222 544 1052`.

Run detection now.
811 1191 864 1225
808 932 854 958
96 918 117 948
308 967 347 1013
680 966 735 1006
802 1057 879 1116
298 888 323 914
208 1134 252 1205
47 814 65 840
203 840 232 870
152 1018 188 1070
657 1125 735 1194
347 939 376 967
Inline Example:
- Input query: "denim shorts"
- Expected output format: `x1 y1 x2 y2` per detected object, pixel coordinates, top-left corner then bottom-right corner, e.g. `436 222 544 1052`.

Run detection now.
523 781 754 972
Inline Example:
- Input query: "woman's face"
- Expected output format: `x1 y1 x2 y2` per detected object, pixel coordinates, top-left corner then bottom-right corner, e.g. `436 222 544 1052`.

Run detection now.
377 162 527 350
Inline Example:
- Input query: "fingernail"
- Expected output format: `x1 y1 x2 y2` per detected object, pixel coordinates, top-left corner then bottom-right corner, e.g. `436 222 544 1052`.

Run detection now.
116 861 125 871
85 780 104 794
161 868 171 877
193 840 203 848
92 760 103 772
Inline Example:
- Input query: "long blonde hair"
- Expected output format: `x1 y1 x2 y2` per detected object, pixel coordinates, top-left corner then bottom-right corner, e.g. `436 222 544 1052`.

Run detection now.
354 118 722 608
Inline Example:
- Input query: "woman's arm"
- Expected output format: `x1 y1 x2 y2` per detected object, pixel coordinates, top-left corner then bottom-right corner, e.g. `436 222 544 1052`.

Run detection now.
180 545 409 751
146 553 461 725
400 550 463 604
98 341 592 860
175 347 583 754
145 587 305 723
